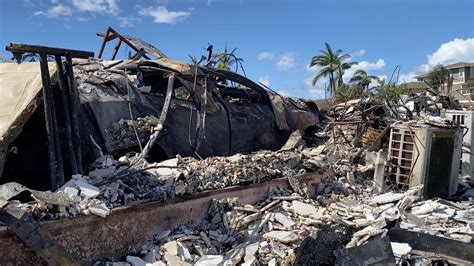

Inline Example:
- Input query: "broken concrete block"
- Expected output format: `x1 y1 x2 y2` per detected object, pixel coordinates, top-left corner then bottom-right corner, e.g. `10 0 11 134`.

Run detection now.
154 158 179 176
373 150 387 194
432 205 456 219
241 256 258 266
268 258 277 266
75 180 100 199
280 130 304 151
223 244 245 265
195 255 224 266
390 242 411 257
263 230 299 244
307 145 326 156
177 242 192 261
164 254 191 266
289 200 323 219
454 209 474 223
274 212 295 228
244 242 259 261
370 192 405 205
88 203 110 218
143 247 159 263
126 256 148 266
410 200 439 215
162 241 178 256
63 187 79 201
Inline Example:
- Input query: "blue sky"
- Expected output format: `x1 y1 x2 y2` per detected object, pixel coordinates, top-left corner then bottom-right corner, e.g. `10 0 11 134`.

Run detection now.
1 0 473 99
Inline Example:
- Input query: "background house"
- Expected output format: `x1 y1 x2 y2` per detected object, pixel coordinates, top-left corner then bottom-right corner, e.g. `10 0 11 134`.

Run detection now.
402 62 474 106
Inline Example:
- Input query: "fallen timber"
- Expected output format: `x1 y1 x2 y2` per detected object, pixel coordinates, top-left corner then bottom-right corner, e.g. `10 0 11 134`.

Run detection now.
0 170 332 265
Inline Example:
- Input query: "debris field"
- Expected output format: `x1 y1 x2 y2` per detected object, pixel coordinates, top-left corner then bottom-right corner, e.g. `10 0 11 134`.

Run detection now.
0 27 473 265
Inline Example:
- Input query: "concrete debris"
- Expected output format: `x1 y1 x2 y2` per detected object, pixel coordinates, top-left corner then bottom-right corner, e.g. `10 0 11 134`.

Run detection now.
390 242 412 257
195 255 223 266
96 159 473 266
2 85 473 265
280 130 304 150
88 202 110 218
263 231 299 244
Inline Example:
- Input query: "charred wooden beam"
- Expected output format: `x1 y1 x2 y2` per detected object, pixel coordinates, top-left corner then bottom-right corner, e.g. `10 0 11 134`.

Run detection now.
55 56 78 175
38 52 61 189
0 204 80 265
96 27 151 60
6 43 93 59
65 54 83 174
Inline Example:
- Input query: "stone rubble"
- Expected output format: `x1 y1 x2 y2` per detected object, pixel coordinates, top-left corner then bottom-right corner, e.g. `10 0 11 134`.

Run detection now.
2 117 472 265
96 167 473 265
20 142 334 220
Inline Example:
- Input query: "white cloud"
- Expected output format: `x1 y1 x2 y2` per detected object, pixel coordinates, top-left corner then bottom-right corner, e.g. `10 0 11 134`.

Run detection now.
139 6 191 24
276 53 296 71
398 38 474 84
350 49 366 57
257 52 274 61
427 38 474 66
33 4 73 18
118 16 141 27
72 0 120 15
343 59 386 82
258 75 270 87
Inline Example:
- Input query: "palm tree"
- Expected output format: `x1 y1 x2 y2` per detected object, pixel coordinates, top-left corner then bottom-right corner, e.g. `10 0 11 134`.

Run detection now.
210 46 246 75
350 69 379 96
310 43 355 96
423 65 452 93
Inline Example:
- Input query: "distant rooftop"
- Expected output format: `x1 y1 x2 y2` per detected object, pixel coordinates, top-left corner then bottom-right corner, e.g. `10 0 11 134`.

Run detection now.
444 62 474 69
413 61 474 79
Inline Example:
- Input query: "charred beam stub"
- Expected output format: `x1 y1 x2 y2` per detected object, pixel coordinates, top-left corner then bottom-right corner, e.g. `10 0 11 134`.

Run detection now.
0 204 80 265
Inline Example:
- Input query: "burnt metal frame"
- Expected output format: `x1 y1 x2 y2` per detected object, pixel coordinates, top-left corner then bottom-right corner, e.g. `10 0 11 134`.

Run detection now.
96 27 151 61
5 43 93 190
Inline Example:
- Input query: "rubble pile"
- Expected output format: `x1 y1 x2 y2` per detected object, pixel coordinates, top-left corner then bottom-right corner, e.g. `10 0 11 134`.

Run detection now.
8 142 332 221
100 172 473 265
104 116 160 150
